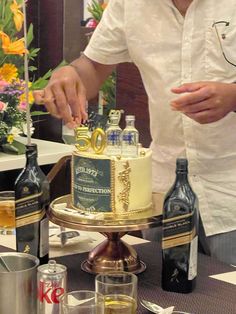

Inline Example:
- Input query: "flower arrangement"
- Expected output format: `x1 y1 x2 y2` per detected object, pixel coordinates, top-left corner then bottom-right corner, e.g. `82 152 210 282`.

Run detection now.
87 0 108 27
0 0 51 154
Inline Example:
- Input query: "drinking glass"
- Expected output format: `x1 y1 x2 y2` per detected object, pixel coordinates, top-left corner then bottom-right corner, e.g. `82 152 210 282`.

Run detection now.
0 191 15 235
95 271 138 314
60 290 104 314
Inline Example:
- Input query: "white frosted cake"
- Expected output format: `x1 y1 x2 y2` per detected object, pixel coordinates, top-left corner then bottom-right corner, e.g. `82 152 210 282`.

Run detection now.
71 148 152 218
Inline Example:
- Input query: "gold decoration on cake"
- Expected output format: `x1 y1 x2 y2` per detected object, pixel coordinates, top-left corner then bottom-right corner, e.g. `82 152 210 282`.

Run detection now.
140 150 146 157
90 128 106 154
75 126 91 151
118 161 131 211
110 159 116 213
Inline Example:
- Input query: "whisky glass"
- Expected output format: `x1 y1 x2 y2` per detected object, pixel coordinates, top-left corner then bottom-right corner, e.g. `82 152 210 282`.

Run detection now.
0 191 15 235
95 271 138 314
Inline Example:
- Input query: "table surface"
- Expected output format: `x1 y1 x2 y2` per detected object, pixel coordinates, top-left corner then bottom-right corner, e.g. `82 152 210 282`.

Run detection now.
1 239 235 314
0 137 73 171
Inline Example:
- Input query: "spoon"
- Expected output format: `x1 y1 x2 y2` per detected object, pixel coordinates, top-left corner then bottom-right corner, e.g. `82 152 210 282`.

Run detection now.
140 300 192 314
0 256 11 272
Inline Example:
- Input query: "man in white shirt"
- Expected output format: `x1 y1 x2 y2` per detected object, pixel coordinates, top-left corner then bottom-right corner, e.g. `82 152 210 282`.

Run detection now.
35 0 236 264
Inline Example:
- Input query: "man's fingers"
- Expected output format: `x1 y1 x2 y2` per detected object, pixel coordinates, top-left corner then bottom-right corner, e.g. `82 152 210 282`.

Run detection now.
33 90 45 104
33 89 61 118
63 82 82 118
78 92 88 123
42 88 61 118
33 75 87 127
47 86 75 124
171 86 211 110
171 82 205 94
185 109 220 124
171 98 213 114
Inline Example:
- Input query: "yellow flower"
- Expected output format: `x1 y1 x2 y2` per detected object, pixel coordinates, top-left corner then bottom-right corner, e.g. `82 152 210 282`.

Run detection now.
0 31 28 55
0 63 18 82
10 0 24 32
19 90 34 105
7 134 14 144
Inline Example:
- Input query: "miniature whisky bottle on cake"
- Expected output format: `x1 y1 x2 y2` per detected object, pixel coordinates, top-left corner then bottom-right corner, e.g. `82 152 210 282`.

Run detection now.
71 111 152 219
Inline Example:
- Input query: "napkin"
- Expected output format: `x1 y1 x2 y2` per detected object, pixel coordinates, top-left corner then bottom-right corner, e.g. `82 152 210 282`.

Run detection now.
161 307 175 314
209 271 236 285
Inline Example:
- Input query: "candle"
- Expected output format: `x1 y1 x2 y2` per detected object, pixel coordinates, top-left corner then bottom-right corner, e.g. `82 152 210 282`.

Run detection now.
22 0 31 145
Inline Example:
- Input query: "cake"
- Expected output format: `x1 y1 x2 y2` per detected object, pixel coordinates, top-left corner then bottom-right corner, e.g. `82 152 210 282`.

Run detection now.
71 148 152 219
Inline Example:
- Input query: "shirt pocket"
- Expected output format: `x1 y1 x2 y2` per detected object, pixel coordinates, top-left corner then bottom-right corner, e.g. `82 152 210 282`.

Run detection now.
205 20 236 81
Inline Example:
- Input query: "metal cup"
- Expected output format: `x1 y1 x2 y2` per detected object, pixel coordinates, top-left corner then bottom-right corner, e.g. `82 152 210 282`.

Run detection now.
0 252 39 314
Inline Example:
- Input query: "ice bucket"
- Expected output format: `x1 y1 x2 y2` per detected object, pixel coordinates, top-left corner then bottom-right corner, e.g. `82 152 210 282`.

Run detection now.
0 252 39 314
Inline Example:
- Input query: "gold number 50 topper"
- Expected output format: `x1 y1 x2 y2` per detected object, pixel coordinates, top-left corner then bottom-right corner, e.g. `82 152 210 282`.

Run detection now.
75 126 106 154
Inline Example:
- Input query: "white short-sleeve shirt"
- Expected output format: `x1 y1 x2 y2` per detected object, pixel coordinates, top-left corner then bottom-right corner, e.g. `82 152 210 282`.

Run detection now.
84 0 236 236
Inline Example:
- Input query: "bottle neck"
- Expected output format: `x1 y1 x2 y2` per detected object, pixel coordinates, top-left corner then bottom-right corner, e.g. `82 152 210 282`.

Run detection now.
108 119 119 127
25 146 38 167
125 119 135 128
175 170 188 184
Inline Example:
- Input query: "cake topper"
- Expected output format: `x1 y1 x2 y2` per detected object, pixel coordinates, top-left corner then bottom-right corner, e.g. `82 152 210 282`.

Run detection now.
74 126 106 154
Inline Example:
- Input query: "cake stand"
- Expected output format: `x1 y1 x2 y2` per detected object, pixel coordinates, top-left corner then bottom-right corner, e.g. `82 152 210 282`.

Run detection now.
48 194 163 274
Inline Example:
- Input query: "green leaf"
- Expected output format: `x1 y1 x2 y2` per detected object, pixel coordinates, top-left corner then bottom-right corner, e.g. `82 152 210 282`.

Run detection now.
2 140 26 155
30 111 49 116
28 66 37 72
27 24 34 46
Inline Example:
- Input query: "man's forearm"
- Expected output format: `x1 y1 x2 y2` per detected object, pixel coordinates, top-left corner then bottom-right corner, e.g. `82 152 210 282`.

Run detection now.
70 54 116 101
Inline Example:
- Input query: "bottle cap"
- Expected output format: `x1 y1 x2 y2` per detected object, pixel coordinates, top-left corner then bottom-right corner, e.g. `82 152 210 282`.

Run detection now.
176 158 188 171
125 115 135 121
26 143 37 153
26 143 37 150
109 115 119 124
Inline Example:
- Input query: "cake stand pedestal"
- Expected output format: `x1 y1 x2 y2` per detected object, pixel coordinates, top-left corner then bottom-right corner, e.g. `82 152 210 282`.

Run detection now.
48 194 162 274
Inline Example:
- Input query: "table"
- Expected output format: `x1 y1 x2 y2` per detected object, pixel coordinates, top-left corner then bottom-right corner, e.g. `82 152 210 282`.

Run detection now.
0 240 235 314
0 137 73 171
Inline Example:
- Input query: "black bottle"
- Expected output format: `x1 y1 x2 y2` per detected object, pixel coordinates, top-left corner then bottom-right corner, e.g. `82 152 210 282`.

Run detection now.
161 158 199 293
15 143 50 264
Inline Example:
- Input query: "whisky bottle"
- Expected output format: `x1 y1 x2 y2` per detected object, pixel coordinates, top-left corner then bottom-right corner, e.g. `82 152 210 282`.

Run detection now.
161 158 199 293
15 143 50 264
105 114 122 156
121 115 139 158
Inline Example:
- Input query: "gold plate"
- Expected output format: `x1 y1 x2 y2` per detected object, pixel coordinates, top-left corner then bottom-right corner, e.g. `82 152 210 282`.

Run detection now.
48 193 163 274
49 194 163 233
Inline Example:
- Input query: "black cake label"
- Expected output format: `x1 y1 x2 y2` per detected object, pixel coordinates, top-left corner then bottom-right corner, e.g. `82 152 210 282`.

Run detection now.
73 155 111 212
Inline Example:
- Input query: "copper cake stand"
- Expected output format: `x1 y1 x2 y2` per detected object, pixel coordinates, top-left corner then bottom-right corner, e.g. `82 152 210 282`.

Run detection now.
48 194 163 274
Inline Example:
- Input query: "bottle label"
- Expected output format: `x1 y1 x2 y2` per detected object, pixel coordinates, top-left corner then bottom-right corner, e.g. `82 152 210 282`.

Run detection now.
107 130 121 145
122 133 135 144
162 211 196 249
188 235 198 280
15 193 44 227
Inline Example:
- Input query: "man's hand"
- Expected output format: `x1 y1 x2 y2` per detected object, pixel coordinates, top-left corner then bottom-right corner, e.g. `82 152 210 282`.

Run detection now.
33 55 115 128
170 81 236 124
33 65 87 128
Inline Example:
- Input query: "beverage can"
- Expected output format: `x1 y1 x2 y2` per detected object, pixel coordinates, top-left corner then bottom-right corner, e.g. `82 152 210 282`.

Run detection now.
37 260 67 314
